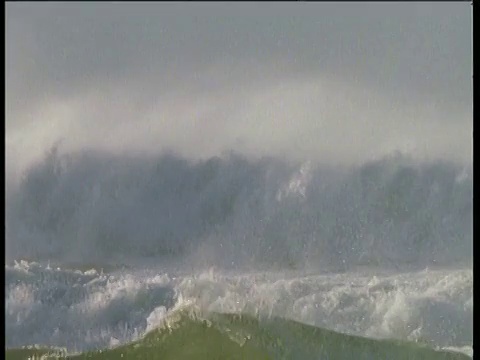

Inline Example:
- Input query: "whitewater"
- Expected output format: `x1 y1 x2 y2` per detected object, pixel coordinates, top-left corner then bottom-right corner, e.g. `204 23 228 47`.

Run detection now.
5 148 472 358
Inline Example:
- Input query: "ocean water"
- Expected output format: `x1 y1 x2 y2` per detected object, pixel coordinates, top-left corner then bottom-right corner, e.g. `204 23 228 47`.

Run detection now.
5 149 473 359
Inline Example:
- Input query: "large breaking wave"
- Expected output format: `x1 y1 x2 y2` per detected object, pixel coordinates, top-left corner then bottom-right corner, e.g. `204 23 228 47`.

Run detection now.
5 146 473 357
6 147 472 270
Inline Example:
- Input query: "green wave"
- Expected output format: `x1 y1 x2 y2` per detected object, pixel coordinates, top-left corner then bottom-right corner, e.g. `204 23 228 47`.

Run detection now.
6 310 470 360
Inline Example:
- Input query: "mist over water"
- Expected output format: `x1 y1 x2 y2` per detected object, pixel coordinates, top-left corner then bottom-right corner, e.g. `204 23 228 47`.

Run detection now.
6 3 472 356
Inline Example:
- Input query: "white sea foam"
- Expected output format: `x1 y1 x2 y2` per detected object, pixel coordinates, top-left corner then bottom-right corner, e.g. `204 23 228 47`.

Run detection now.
5 261 472 356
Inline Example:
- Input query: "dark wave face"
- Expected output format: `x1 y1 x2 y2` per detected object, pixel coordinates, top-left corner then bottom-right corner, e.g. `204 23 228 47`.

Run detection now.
6 146 472 270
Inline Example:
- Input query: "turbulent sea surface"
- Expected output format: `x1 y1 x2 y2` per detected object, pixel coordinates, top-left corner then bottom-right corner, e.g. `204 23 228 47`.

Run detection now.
5 149 473 359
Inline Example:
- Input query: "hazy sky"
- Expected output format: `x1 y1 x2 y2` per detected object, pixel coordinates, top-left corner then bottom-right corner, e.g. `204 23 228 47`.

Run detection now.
6 2 472 176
